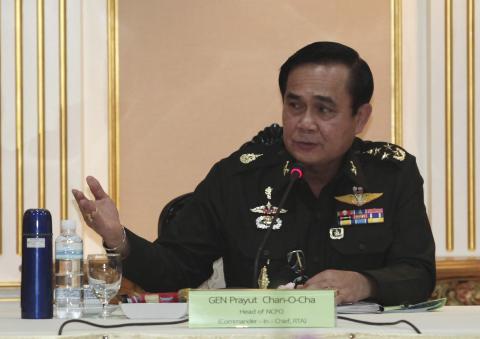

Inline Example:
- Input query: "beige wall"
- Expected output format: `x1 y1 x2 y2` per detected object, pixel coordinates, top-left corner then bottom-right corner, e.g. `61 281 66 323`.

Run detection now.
118 0 391 241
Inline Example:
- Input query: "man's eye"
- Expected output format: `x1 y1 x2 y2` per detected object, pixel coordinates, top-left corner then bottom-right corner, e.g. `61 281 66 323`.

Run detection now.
318 106 332 113
317 106 336 119
288 102 300 109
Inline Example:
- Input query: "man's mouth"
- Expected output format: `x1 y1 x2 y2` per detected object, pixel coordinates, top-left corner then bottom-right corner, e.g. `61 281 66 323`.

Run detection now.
293 140 317 151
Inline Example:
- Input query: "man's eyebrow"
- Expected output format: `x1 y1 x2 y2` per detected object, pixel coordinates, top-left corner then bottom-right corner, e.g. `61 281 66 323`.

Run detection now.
313 95 336 106
285 92 336 106
285 93 301 100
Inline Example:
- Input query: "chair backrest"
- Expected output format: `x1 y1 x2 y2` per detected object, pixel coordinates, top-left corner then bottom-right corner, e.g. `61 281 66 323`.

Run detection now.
157 192 193 236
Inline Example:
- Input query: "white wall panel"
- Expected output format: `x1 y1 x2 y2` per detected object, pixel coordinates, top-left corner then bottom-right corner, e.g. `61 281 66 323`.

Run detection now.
0 0 20 282
22 0 39 214
0 0 109 284
44 0 60 241
428 0 448 256
402 0 429 212
452 0 468 255
82 0 109 256
65 0 84 237
404 0 480 257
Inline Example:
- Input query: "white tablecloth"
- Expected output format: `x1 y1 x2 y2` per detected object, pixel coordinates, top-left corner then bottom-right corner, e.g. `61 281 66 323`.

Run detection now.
1 301 479 338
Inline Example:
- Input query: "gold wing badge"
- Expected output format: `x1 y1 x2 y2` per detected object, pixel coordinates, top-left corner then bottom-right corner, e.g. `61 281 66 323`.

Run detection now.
335 186 383 207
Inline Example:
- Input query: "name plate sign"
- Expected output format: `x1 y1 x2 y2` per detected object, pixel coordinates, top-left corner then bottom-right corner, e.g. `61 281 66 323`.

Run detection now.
188 289 335 328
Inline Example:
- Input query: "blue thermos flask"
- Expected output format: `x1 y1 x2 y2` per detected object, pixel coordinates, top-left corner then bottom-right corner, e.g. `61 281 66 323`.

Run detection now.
21 209 53 319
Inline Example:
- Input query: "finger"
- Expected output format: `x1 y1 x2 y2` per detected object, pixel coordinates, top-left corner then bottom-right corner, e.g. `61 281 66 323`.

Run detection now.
303 276 330 289
335 294 343 305
86 176 109 200
72 189 95 214
72 189 87 203
77 198 97 215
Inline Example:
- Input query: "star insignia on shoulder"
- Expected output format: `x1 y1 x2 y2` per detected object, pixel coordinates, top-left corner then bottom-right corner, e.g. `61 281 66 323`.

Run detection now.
363 143 406 162
240 153 263 164
392 147 406 161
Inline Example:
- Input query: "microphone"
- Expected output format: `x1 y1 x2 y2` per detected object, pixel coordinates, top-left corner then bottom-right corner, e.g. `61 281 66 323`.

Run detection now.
252 162 304 288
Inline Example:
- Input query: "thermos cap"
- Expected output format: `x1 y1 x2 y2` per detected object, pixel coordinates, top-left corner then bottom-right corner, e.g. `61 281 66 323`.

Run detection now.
23 209 52 235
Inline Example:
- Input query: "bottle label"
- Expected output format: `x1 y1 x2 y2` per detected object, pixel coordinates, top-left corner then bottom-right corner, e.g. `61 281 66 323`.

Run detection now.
27 238 45 248
55 287 82 300
56 253 83 260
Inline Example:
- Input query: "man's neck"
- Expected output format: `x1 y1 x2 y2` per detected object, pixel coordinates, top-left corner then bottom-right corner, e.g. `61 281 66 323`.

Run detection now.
303 159 342 197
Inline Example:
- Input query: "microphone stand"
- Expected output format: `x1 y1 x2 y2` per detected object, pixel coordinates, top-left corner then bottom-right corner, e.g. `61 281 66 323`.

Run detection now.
251 165 303 288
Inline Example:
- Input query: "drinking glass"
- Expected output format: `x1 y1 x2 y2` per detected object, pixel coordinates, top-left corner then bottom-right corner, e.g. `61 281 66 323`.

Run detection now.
87 253 122 318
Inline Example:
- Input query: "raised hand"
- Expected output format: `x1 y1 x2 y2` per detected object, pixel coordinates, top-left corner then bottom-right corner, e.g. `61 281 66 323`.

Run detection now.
72 176 124 248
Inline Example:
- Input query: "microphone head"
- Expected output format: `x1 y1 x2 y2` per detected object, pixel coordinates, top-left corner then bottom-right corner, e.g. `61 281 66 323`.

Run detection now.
290 163 304 179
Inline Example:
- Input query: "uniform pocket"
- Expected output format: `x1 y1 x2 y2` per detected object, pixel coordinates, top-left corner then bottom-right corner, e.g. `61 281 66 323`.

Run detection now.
329 223 392 255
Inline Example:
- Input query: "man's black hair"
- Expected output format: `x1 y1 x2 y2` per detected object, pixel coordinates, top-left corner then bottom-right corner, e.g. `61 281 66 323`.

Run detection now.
279 41 374 115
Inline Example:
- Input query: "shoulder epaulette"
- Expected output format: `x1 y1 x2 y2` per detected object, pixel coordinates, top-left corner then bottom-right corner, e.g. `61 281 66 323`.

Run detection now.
361 141 409 163
224 142 288 175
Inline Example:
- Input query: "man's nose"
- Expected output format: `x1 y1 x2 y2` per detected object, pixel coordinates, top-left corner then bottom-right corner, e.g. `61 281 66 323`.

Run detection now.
297 109 316 131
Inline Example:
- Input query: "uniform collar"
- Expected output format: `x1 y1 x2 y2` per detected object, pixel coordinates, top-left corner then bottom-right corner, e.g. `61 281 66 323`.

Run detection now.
339 138 369 190
235 138 369 189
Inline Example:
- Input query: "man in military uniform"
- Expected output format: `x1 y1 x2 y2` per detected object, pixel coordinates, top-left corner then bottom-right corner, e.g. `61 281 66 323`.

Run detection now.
73 42 435 306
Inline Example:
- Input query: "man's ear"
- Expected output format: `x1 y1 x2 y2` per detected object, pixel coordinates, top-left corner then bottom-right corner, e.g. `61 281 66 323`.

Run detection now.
354 103 372 135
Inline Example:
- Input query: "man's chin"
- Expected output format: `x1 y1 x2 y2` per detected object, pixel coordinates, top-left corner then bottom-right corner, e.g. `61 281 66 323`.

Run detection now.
290 154 323 167
287 149 332 168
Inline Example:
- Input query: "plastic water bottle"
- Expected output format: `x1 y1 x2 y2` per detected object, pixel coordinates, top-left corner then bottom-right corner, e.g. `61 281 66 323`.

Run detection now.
54 219 84 318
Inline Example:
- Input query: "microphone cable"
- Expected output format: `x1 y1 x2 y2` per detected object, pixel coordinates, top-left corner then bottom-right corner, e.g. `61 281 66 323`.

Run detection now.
57 316 421 335
58 317 189 335
337 315 421 334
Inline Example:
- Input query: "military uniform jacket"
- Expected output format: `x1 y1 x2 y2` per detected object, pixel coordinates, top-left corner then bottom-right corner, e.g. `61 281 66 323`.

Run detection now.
123 138 436 306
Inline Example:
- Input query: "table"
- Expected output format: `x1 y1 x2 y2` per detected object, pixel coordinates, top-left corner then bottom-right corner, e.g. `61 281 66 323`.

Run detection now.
1 301 480 338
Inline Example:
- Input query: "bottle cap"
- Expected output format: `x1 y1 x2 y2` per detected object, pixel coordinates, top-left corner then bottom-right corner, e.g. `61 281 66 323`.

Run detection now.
61 219 76 231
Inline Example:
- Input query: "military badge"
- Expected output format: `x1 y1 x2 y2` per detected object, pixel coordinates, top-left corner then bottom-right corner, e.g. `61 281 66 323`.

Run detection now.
283 160 290 176
334 186 383 206
240 153 263 164
329 227 344 240
258 263 270 289
349 160 357 176
337 208 384 226
250 186 287 230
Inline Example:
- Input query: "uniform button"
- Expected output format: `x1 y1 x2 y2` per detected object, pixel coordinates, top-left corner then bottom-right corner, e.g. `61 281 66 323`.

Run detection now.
358 243 366 251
